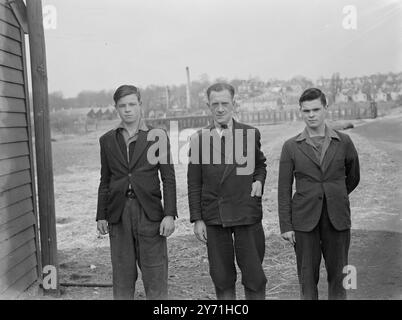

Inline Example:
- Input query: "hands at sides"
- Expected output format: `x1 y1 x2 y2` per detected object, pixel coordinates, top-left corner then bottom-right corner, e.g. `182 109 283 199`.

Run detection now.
97 220 108 235
251 180 262 197
194 220 207 243
160 216 175 237
281 231 296 246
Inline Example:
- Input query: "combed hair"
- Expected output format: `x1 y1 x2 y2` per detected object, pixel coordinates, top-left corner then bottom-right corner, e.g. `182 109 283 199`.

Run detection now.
206 83 235 101
113 85 141 104
299 88 327 108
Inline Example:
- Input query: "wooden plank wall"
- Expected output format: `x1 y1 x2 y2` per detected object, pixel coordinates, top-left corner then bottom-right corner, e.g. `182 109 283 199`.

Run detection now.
0 0 39 299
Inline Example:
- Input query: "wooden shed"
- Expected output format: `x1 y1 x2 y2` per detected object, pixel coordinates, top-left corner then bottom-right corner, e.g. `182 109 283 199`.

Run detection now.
1 0 57 299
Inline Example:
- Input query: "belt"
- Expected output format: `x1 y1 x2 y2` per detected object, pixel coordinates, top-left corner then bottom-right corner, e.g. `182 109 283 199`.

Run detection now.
125 189 136 199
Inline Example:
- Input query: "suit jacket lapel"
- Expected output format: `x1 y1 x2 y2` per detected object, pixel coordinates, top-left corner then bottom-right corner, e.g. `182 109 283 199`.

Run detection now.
296 141 321 168
129 130 148 169
321 139 340 173
111 132 128 168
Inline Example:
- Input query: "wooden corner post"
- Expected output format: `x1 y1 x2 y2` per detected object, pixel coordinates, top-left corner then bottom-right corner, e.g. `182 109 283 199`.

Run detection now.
26 0 60 295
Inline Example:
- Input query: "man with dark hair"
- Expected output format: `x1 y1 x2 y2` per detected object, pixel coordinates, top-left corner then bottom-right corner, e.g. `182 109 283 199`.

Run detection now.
187 83 268 300
278 88 360 300
96 85 177 300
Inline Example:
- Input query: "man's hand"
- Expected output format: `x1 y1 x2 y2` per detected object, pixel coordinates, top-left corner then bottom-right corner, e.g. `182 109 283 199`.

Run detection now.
194 220 207 243
160 216 175 237
97 220 108 235
281 231 296 246
251 180 262 197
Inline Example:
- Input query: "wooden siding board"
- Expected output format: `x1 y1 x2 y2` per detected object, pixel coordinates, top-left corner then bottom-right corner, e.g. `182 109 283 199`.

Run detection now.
0 169 31 192
0 142 29 160
0 253 37 294
0 96 25 112
0 239 36 277
0 34 22 56
0 19 21 41
20 25 42 282
0 5 19 27
0 267 37 299
0 226 34 260
0 50 22 70
0 156 30 177
0 112 27 127
0 183 32 210
0 198 33 226
0 81 25 98
0 211 35 242
0 65 23 83
0 127 28 143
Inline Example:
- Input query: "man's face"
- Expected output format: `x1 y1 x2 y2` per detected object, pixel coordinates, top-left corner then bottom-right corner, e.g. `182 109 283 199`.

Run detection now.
300 98 327 129
207 90 235 125
115 94 142 124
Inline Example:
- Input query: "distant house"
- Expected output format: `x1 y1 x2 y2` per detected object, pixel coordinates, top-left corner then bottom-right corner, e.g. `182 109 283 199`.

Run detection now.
238 81 252 94
102 105 116 120
95 108 103 119
335 92 349 103
374 89 387 102
101 108 112 120
386 74 394 83
87 109 96 119
343 79 352 87
390 91 402 101
352 90 367 102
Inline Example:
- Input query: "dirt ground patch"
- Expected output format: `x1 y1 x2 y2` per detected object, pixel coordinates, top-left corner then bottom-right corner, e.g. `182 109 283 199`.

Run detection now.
21 114 402 300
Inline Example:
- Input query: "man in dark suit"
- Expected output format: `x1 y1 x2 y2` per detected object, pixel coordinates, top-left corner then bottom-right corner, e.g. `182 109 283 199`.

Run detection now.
187 83 267 300
278 88 360 300
96 85 177 300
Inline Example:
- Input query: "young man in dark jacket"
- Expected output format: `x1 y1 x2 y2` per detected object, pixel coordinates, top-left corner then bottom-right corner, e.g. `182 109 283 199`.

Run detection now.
96 85 177 300
278 88 360 300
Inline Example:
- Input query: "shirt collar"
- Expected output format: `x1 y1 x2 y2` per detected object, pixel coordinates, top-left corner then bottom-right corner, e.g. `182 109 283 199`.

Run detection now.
211 118 234 131
296 124 340 142
115 117 149 133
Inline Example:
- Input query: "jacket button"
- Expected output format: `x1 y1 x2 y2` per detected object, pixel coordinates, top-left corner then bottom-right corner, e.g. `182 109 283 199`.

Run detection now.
128 173 132 177
318 195 323 200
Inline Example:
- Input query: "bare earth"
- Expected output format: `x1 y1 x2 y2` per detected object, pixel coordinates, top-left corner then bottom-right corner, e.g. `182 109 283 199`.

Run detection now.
21 111 402 300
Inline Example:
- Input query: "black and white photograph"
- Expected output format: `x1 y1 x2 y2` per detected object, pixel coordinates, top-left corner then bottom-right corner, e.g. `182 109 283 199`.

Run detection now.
0 0 401 304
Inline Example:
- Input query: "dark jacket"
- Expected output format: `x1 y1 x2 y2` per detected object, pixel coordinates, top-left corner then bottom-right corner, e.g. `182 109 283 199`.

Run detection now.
96 127 177 223
187 120 267 227
278 129 360 233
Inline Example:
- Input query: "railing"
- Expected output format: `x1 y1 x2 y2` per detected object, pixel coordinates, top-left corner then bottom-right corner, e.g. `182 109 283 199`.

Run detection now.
144 104 377 130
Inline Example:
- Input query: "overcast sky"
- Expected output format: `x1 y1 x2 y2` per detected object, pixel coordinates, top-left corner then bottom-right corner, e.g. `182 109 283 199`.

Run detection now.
40 0 402 97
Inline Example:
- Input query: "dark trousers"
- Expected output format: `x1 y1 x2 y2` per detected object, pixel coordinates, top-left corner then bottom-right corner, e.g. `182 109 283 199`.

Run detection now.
294 198 350 300
109 198 168 300
206 222 267 300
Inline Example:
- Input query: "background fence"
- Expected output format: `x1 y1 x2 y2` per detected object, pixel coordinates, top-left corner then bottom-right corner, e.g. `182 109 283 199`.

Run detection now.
50 101 385 135
135 103 378 131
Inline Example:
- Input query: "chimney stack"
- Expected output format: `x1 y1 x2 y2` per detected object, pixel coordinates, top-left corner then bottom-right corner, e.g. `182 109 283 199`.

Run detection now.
165 86 170 110
186 66 191 110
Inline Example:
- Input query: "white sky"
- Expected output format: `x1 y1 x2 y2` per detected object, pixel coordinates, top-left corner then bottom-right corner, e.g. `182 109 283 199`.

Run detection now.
40 0 402 97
